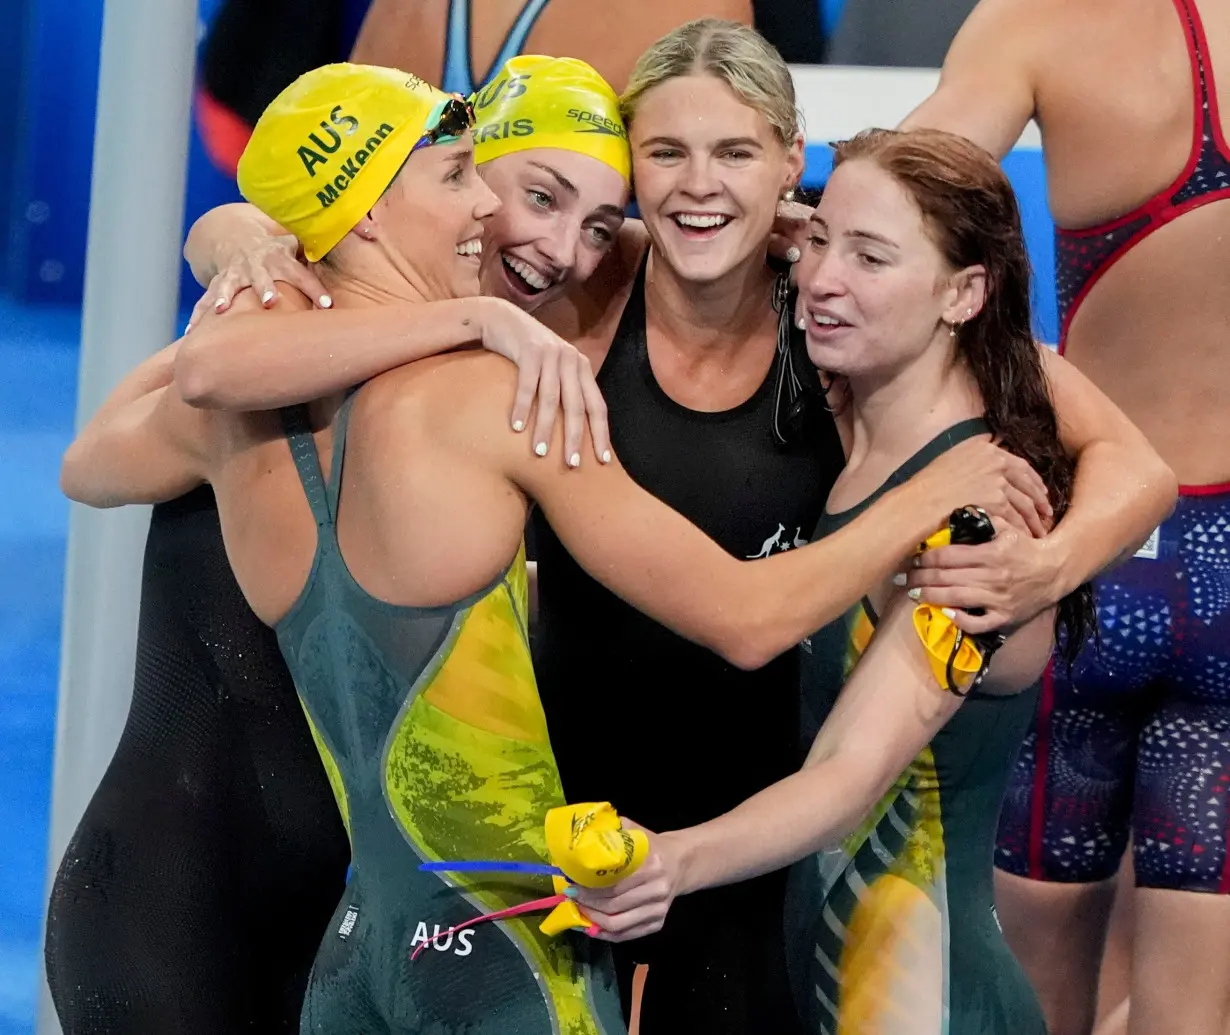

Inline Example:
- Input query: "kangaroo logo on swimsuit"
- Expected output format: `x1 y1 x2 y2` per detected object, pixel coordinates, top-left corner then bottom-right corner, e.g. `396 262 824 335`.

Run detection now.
411 922 475 957
747 524 808 559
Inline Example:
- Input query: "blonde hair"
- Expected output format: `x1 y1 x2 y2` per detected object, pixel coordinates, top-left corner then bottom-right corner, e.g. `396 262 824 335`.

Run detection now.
620 19 800 148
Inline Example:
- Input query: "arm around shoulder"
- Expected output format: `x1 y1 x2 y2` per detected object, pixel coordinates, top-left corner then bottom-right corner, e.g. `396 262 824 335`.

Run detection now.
60 299 280 505
469 358 966 669
183 203 290 287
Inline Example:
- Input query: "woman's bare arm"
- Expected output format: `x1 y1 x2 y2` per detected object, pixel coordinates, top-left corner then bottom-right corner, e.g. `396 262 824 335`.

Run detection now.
575 597 1053 940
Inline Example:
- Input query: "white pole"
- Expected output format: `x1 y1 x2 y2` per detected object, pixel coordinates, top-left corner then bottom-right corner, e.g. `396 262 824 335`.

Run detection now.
38 0 200 1032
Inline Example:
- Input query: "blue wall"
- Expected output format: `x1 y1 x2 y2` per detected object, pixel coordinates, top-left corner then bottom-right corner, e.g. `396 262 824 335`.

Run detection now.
0 0 34 283
4 0 241 310
4 0 103 301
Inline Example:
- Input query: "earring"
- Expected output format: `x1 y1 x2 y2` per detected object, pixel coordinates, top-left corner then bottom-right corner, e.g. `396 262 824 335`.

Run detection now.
949 322 958 338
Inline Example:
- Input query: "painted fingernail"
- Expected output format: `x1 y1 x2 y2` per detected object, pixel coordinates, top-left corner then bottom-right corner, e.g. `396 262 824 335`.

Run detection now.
941 607 958 620
601 450 612 464
563 886 578 899
568 453 581 468
786 246 801 263
214 298 226 311
261 290 275 305
320 294 333 308
892 573 908 587
907 588 922 601
535 442 548 457
795 316 806 330
512 419 525 432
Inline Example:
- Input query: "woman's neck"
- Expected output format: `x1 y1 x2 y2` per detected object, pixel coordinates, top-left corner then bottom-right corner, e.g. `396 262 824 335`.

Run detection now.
844 339 984 477
643 246 778 363
317 256 437 309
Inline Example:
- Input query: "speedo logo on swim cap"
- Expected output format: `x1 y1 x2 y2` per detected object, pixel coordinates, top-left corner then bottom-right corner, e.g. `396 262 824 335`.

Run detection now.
566 109 627 139
295 105 398 210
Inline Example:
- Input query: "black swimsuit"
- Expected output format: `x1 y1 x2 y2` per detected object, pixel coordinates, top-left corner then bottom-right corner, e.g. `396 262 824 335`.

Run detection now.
44 487 350 1034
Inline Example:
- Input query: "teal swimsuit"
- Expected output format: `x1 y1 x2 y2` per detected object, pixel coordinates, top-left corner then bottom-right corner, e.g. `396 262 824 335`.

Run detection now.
786 419 1046 1035
275 395 625 1035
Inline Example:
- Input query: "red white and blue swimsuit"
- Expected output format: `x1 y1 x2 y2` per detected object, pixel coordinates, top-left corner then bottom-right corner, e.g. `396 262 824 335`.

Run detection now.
995 0 1230 894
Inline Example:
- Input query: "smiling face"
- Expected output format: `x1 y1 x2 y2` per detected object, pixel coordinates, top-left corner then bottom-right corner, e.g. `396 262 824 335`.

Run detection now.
367 134 502 299
629 74 802 285
796 158 984 382
476 148 630 311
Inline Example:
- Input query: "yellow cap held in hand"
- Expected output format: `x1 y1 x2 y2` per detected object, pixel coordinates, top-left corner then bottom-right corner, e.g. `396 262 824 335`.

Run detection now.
540 875 593 936
545 802 648 887
237 63 458 262
911 506 1000 693
470 56 631 181
539 802 647 936
912 604 986 692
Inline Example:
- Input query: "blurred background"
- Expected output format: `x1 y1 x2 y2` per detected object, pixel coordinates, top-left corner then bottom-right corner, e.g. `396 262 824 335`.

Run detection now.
0 2 1055 1033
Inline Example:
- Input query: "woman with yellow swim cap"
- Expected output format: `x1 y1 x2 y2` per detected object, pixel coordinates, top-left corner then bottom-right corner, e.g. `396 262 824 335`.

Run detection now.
177 22 1170 1035
46 58 630 1035
466 55 632 310
183 53 632 462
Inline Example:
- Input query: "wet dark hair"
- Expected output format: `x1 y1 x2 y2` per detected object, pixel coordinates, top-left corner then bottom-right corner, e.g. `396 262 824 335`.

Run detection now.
833 127 1094 660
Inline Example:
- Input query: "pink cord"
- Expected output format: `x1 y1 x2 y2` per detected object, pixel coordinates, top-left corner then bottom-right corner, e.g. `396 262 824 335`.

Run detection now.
409 894 567 961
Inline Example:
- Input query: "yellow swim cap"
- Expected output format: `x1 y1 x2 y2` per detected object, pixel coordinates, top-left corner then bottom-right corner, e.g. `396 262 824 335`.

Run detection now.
470 56 630 182
237 64 468 261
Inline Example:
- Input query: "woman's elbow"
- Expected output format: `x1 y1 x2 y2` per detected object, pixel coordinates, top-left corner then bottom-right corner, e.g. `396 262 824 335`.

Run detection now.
723 643 771 672
1144 455 1179 525
60 441 113 507
173 340 224 408
714 617 793 672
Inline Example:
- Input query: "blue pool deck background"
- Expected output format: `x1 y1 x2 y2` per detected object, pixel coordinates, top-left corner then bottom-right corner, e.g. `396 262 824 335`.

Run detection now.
0 298 79 1035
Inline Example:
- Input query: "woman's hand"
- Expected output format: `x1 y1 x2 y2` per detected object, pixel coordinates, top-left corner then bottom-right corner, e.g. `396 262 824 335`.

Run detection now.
894 439 1066 631
906 526 1066 633
186 234 331 331
907 438 1053 540
573 824 688 942
479 299 612 466
768 198 814 264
